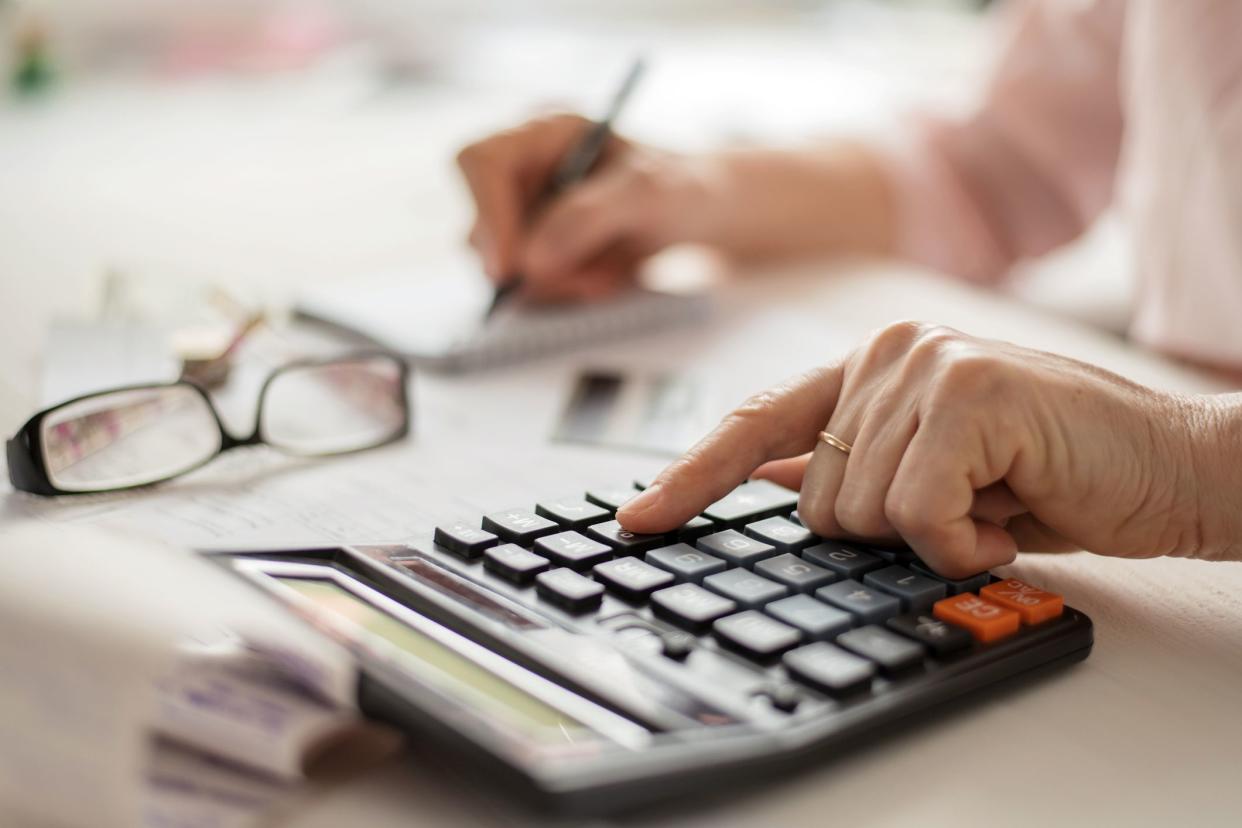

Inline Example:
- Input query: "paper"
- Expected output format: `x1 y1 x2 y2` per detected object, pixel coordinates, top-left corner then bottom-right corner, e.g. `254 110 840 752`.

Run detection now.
296 265 711 372
0 522 376 828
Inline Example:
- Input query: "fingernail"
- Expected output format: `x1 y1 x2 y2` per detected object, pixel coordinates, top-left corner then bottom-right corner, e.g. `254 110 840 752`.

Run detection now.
618 483 662 519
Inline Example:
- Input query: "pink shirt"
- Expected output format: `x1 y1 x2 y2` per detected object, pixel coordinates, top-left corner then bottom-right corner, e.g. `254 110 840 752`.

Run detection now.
885 0 1242 367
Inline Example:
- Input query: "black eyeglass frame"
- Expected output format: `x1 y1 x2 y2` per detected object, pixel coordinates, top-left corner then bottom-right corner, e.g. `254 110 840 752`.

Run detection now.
7 352 411 496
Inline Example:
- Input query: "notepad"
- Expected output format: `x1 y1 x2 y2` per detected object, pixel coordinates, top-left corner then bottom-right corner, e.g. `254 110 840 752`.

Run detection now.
295 266 711 373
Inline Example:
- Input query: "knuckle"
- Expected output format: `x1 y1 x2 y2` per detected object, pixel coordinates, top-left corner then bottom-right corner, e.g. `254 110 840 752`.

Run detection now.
870 320 927 354
933 347 1008 398
797 492 836 538
834 486 886 538
730 390 782 424
884 487 931 537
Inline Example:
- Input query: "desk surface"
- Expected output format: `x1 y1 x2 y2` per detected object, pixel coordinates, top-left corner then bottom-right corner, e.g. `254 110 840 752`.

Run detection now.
2 15 1240 828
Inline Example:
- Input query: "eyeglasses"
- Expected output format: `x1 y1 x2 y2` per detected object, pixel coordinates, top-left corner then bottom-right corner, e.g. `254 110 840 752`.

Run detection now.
7 352 410 496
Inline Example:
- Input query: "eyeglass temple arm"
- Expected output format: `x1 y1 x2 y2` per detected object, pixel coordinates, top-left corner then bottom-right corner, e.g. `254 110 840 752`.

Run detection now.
7 431 57 496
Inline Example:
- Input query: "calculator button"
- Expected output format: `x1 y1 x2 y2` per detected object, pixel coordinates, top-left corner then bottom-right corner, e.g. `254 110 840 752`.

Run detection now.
586 520 668 555
534 531 612 570
754 553 837 593
650 583 737 632
980 579 1064 625
713 611 801 661
815 579 902 625
676 515 718 542
870 546 918 564
481 510 559 546
743 516 815 553
482 544 550 584
863 565 948 613
697 530 778 568
701 480 799 526
433 522 499 559
933 593 1020 643
783 642 875 697
593 557 675 601
836 625 925 676
765 594 852 641
802 542 884 579
585 487 640 513
534 498 610 530
886 613 973 656
645 544 727 582
703 568 789 609
911 561 991 595
535 568 605 613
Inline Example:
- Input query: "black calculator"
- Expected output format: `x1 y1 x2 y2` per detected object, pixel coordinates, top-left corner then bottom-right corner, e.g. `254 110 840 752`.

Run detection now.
211 478 1092 815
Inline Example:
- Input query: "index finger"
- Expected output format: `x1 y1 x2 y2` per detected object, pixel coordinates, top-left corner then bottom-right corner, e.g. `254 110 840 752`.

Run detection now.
617 362 846 533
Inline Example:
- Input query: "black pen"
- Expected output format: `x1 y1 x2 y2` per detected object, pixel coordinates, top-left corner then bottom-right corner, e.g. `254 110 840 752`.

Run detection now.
484 56 648 320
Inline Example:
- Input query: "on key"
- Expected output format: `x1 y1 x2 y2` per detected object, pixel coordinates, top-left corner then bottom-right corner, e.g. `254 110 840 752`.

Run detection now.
534 531 612 570
535 568 605 613
713 610 802 661
535 498 610 530
980 579 1064 625
651 583 737 633
744 516 815 553
697 530 778 568
586 520 668 555
434 522 499 559
483 544 550 584
593 556 674 601
481 510 558 546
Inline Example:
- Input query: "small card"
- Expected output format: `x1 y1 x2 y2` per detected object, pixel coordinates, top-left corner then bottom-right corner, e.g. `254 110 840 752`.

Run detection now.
553 370 712 456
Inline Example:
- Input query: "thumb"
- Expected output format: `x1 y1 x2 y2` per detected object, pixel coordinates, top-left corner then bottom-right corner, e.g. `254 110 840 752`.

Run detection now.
751 453 812 490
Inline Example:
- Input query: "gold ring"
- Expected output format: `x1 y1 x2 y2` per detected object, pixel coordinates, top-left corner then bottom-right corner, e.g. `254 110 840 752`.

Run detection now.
818 431 852 455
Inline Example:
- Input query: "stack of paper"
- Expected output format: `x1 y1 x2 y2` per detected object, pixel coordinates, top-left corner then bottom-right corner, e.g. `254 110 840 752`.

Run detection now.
0 523 398 828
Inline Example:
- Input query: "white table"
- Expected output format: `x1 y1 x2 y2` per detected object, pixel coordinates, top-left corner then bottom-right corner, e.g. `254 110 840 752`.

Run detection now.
2 13 1239 827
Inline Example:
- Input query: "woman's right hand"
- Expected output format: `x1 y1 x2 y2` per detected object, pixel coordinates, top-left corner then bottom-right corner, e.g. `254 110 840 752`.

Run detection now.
456 113 718 302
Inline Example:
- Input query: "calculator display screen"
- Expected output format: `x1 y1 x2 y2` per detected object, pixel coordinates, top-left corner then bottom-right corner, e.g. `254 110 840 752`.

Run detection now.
275 577 596 750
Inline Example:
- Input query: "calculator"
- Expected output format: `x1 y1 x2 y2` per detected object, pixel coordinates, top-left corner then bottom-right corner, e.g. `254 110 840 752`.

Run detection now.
211 478 1093 815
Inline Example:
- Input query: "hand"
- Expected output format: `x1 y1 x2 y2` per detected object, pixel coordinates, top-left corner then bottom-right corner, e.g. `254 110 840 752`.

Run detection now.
456 113 715 302
618 321 1231 576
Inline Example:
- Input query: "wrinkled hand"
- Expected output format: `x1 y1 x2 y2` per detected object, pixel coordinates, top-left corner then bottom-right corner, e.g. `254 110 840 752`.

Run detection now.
619 322 1226 576
456 113 714 301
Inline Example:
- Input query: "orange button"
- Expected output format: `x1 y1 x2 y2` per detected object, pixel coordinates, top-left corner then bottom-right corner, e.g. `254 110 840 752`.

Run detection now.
981 579 1063 625
932 594 1020 643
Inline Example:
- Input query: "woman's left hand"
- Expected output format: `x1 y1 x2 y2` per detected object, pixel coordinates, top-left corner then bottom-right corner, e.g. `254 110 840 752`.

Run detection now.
617 321 1232 576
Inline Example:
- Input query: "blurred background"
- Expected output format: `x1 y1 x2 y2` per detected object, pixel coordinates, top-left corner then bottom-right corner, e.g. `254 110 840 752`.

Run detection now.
3 0 1127 430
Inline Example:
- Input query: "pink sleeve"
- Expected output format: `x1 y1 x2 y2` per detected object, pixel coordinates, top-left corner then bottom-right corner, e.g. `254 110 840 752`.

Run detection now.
883 0 1127 283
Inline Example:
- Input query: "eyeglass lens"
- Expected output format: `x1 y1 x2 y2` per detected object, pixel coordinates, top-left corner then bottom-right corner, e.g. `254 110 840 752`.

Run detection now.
40 385 222 492
261 355 406 456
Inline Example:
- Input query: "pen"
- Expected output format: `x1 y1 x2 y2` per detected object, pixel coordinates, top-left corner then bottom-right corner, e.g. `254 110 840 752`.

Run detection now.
484 56 648 320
